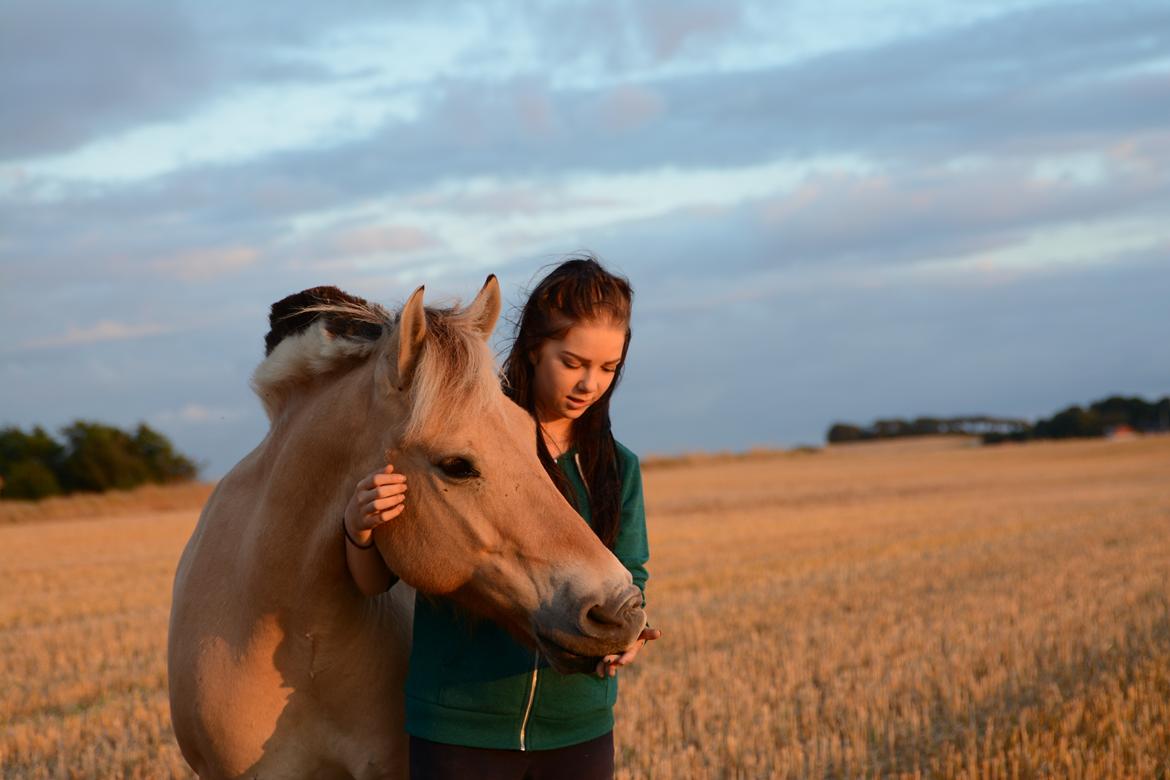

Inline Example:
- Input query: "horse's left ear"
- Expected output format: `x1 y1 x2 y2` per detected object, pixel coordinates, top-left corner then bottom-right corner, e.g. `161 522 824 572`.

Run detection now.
396 285 427 390
466 274 501 341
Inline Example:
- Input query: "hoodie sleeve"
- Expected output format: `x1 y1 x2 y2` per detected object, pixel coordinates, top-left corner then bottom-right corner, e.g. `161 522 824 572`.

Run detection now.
612 442 649 605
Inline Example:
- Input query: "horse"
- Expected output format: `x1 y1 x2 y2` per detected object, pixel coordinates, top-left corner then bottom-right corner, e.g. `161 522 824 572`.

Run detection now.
167 277 647 779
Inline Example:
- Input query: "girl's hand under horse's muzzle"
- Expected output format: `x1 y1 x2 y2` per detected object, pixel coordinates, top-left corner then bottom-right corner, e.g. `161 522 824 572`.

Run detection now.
595 625 662 678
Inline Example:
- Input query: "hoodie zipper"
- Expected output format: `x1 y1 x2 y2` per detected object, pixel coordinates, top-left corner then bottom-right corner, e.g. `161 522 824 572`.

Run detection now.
519 652 539 751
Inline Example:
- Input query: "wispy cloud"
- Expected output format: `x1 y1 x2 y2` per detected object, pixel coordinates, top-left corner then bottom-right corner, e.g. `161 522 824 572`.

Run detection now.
17 319 173 350
152 403 246 425
151 245 261 282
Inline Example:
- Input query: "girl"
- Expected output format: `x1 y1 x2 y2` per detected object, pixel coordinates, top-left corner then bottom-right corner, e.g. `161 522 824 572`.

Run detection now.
342 257 659 779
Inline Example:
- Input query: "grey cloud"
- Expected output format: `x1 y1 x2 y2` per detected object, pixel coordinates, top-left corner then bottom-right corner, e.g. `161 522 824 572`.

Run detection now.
6 0 1167 171
0 1 213 159
612 246 1170 455
0 0 380 161
508 0 746 71
4 226 1165 476
557 159 1170 289
7 0 1168 250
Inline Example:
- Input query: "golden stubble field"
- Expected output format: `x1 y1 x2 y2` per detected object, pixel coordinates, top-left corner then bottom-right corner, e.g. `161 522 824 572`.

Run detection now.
2 436 1169 779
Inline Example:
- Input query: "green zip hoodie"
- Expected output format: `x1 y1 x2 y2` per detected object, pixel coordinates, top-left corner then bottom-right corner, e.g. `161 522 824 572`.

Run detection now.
404 440 649 751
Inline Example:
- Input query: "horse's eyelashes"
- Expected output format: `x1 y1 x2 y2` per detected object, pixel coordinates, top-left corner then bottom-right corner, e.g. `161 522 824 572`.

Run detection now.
437 456 480 480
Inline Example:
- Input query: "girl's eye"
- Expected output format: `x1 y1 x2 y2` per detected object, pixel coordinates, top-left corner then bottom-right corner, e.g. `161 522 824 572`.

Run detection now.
562 360 580 369
602 365 618 373
437 456 480 480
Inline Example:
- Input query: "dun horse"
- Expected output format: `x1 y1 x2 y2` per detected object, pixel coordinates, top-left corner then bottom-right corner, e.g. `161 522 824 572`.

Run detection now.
167 277 647 779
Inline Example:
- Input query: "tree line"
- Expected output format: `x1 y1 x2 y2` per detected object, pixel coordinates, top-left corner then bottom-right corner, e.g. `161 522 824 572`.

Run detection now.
0 421 199 500
980 395 1170 444
827 394 1170 445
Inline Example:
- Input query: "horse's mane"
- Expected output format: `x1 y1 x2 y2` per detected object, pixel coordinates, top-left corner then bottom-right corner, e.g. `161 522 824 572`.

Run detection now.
251 286 499 440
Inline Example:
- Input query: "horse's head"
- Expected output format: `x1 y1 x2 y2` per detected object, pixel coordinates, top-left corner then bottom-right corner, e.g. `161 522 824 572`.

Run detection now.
252 277 645 672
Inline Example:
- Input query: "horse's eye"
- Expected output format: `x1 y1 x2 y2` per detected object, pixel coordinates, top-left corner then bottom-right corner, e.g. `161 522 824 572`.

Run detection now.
437 456 480 480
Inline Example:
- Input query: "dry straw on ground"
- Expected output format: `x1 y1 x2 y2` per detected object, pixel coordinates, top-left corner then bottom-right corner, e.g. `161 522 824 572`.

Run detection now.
0 482 214 526
2 436 1168 778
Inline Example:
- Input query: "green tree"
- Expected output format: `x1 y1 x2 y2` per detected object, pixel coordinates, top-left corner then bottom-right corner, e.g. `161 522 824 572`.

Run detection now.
1033 406 1104 439
1 421 200 500
0 425 64 473
827 423 864 443
58 421 152 493
0 426 66 499
133 423 198 482
3 459 63 499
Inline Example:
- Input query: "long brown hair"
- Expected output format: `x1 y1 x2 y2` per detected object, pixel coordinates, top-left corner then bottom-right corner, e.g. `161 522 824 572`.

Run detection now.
502 255 633 549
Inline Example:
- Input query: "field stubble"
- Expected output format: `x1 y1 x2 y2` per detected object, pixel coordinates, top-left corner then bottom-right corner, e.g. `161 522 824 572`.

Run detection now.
2 436 1169 778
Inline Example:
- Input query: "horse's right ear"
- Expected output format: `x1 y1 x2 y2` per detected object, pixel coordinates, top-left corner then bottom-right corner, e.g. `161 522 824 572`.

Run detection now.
395 285 427 390
466 274 501 341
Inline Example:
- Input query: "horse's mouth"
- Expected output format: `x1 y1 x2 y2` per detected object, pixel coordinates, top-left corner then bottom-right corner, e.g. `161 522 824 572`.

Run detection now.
535 633 600 674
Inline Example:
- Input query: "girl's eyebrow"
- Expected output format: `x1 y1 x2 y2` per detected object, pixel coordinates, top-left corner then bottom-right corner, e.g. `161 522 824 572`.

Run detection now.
561 350 622 366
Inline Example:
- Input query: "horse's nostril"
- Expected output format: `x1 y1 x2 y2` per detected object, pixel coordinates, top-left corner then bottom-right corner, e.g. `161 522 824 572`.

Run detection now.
621 589 642 613
586 604 621 628
584 586 644 631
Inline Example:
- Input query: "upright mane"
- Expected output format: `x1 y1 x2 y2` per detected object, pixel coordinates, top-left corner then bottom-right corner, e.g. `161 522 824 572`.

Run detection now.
251 286 501 438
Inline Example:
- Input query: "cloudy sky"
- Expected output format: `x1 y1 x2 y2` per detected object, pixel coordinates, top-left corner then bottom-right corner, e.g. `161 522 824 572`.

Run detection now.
2 0 1168 477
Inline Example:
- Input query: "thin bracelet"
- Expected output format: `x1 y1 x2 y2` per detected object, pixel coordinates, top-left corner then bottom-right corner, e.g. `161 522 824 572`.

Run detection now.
342 515 375 549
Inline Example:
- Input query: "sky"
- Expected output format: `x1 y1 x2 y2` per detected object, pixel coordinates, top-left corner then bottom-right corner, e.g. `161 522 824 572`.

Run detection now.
2 0 1168 477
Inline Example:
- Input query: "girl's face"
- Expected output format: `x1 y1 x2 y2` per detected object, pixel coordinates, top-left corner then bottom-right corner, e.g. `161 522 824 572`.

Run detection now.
532 320 627 425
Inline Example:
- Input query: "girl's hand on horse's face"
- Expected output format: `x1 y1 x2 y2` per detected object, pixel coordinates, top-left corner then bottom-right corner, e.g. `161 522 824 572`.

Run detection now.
345 464 408 534
594 626 662 678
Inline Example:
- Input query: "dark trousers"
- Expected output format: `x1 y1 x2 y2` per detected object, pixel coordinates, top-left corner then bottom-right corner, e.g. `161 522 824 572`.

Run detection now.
409 732 614 780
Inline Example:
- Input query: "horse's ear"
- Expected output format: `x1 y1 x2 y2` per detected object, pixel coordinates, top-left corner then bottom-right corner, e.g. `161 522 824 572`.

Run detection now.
396 285 427 389
466 274 501 341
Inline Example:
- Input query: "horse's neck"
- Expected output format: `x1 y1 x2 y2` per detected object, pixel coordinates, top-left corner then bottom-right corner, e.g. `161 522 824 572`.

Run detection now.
245 366 390 613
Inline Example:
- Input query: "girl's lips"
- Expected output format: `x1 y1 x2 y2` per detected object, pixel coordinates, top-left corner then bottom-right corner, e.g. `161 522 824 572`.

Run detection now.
566 395 589 408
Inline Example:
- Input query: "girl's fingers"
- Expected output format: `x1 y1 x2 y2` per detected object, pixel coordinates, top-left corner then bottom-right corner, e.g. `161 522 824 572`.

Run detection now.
364 497 402 516
379 504 405 522
355 503 406 531
354 513 380 532
371 494 405 511
372 472 406 487
375 483 407 498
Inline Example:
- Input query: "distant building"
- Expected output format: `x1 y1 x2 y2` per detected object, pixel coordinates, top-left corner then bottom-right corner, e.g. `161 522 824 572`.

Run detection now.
1106 424 1138 440
950 416 1031 435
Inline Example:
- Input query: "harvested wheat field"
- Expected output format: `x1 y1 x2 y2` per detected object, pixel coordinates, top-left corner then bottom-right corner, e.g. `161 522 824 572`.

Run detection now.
2 435 1169 779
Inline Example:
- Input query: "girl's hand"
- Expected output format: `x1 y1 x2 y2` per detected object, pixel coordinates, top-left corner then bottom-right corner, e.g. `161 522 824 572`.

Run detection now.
595 626 662 678
343 464 408 546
